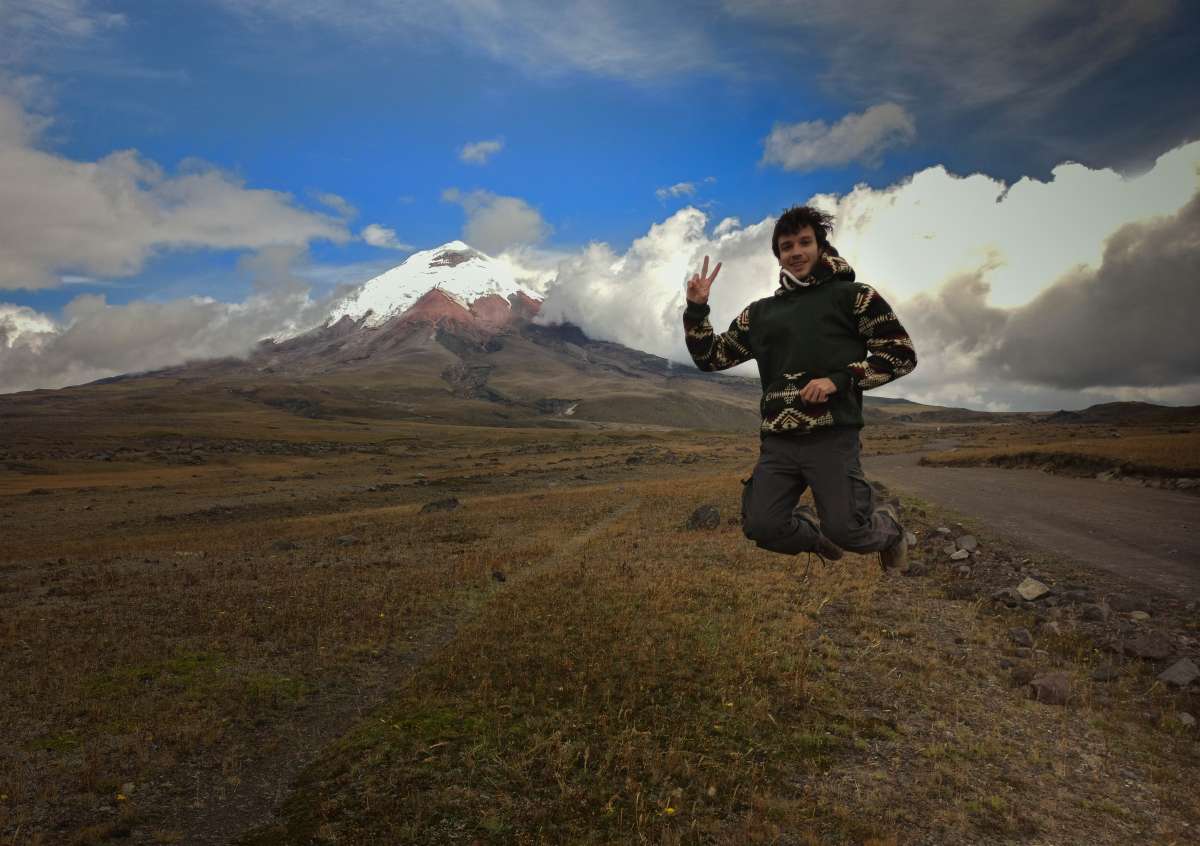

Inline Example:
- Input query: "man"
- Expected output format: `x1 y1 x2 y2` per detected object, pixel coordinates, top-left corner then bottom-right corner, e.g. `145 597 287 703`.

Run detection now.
682 205 916 569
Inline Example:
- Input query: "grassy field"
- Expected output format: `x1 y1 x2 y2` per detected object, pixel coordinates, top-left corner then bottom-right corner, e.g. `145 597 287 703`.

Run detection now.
2 406 1198 844
920 428 1200 479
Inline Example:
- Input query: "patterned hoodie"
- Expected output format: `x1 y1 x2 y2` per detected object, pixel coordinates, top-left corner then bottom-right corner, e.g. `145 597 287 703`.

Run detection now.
682 252 917 434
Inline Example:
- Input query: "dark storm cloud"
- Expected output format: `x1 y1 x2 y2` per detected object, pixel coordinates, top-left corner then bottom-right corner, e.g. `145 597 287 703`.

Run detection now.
897 191 1200 395
987 193 1200 389
728 0 1199 174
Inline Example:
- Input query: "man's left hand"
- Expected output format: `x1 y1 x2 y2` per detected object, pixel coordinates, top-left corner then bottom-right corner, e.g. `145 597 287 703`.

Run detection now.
799 377 837 404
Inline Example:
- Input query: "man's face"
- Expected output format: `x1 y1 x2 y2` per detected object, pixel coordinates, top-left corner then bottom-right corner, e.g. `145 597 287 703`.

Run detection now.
777 226 820 277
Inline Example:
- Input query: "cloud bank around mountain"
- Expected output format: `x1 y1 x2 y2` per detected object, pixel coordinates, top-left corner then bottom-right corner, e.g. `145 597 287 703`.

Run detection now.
0 246 359 394
6 135 1199 409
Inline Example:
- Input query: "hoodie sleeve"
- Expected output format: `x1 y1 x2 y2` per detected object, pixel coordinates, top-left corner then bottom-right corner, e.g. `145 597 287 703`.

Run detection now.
683 300 755 371
835 284 916 391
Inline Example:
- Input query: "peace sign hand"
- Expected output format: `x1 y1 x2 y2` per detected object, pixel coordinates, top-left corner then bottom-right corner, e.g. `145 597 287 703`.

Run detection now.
686 255 722 305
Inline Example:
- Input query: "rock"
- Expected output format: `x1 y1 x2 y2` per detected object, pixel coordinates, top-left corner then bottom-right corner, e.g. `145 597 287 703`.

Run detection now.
956 565 971 577
1017 577 1050 601
1080 603 1110 622
1011 665 1037 686
1014 647 1034 659
335 535 361 547
950 549 970 561
956 535 978 552
1176 478 1200 490
991 587 1022 607
420 497 460 513
943 543 958 557
1009 627 1034 647
1178 712 1197 728
1157 658 1199 687
491 570 507 583
903 562 928 577
1091 665 1120 682
1028 671 1072 705
904 531 918 547
1040 621 1063 637
272 539 301 551
686 504 721 531
935 527 952 536
1061 589 1092 603
1123 631 1174 661
1128 610 1151 622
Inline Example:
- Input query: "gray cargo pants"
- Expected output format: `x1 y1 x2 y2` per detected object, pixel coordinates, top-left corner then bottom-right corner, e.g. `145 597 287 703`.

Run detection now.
741 427 900 555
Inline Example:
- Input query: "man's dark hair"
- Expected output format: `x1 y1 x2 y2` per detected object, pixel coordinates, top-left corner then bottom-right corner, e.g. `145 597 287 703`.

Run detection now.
772 205 836 258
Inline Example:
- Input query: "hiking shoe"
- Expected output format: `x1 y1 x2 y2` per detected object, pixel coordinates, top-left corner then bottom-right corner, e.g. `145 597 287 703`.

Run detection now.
792 504 844 561
876 503 907 572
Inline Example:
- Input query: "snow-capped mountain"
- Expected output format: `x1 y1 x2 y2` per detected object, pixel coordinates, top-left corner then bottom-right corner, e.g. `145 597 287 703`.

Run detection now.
328 241 542 327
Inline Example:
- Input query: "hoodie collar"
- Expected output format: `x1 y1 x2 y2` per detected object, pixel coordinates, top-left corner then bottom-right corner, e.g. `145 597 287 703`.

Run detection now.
776 252 855 294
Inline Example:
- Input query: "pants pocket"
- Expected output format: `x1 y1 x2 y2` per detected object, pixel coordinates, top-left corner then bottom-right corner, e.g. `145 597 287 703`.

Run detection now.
847 468 875 526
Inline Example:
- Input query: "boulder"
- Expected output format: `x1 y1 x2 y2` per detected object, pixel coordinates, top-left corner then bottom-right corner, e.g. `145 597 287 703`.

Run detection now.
1028 671 1072 705
1017 577 1050 601
1158 658 1199 688
1123 631 1174 661
686 504 721 531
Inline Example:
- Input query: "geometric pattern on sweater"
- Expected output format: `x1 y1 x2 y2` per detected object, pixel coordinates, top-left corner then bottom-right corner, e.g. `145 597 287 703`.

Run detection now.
845 285 917 390
683 305 754 371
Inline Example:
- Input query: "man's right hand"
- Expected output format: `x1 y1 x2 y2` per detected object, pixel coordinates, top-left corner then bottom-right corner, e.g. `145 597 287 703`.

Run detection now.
686 255 721 305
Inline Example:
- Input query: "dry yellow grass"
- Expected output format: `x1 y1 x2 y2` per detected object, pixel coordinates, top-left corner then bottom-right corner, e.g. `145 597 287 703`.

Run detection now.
922 430 1200 478
2 413 1198 844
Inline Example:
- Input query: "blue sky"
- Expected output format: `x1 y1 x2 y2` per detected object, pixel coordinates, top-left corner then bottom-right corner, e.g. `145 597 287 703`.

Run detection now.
3 0 1200 407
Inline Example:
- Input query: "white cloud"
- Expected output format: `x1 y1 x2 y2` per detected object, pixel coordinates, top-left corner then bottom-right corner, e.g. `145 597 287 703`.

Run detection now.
762 103 916 172
537 139 1200 410
1 0 126 64
360 223 410 250
442 188 550 255
0 94 350 289
220 0 720 82
314 191 357 219
0 246 356 394
0 302 56 350
809 140 1200 308
656 181 697 201
459 139 503 165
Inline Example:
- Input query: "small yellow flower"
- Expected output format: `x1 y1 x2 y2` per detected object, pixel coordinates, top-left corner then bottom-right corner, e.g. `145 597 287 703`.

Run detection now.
663 806 676 816
116 793 127 802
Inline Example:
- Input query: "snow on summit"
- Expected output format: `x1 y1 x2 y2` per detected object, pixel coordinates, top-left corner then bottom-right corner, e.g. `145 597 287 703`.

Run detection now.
328 241 542 327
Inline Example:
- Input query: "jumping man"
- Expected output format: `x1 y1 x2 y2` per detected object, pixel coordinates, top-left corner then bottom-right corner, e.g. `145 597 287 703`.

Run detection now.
682 205 917 569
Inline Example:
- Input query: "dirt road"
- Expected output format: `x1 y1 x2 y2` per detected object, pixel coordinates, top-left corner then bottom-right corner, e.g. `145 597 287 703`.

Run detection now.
864 448 1200 600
